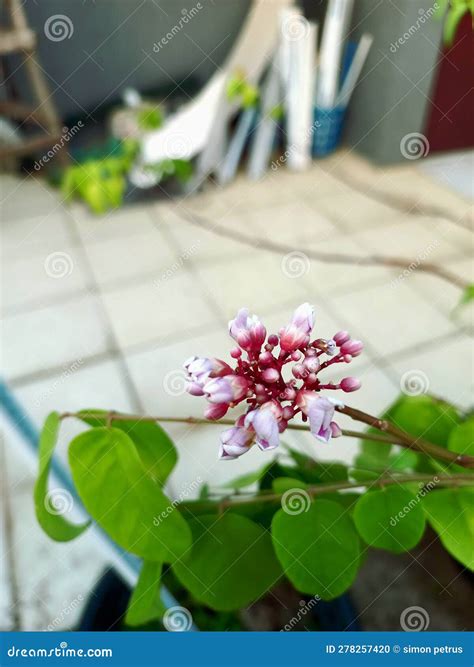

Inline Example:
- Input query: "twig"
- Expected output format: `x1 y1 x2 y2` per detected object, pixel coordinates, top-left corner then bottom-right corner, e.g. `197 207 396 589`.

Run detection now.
336 404 474 469
176 208 468 290
181 472 474 511
61 410 474 469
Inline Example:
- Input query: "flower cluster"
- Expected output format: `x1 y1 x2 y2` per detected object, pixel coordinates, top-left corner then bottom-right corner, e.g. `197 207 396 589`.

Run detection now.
184 304 363 460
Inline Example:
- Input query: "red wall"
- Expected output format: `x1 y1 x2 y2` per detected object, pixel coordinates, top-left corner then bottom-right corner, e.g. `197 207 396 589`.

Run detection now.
424 13 474 152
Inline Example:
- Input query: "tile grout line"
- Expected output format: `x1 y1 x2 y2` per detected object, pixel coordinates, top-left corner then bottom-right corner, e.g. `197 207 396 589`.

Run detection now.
62 210 144 415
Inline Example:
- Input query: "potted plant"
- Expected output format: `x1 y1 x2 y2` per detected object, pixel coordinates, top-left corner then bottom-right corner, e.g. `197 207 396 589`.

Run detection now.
34 303 474 631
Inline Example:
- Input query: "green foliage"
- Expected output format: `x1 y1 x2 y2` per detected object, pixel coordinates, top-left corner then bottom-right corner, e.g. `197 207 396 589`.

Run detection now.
271 499 360 599
61 139 138 214
68 427 191 562
389 395 460 448
285 446 348 483
125 560 166 627
353 486 426 554
448 416 474 456
34 412 90 541
456 283 474 309
272 477 307 493
78 411 177 485
220 464 271 490
226 71 260 109
423 488 474 570
172 514 283 611
145 158 193 184
137 106 164 131
435 0 473 45
34 392 474 625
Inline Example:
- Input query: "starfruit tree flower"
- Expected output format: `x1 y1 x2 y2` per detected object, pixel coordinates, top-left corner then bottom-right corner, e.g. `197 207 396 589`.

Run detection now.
183 303 363 460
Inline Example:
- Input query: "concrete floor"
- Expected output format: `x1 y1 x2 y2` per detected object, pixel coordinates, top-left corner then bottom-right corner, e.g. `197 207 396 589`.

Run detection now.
1 149 473 630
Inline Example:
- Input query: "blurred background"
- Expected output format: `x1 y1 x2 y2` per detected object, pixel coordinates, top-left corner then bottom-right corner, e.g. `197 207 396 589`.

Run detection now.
1 0 473 633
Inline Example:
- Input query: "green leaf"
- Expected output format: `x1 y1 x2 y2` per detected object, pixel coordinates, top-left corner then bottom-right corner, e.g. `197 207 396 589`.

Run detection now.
69 427 191 562
78 410 177 486
423 488 474 570
389 395 460 449
172 514 283 611
220 464 271 490
125 560 166 627
353 486 426 553
271 499 360 600
34 412 90 542
272 477 308 494
444 4 468 44
350 468 380 482
286 447 348 483
456 283 474 307
448 417 474 456
259 461 303 490
387 449 419 471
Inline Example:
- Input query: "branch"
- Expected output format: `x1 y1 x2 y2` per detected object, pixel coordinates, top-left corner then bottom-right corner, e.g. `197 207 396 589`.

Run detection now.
62 410 474 469
175 208 468 290
336 404 474 469
181 472 474 511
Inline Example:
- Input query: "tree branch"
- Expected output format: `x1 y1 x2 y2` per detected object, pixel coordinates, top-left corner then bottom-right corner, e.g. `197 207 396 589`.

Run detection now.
62 409 474 470
336 404 474 469
181 472 474 512
175 208 468 290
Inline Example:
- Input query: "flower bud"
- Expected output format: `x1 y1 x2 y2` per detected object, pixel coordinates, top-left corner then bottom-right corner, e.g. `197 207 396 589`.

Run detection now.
340 340 363 357
204 403 229 420
340 377 361 392
261 368 280 383
333 331 350 346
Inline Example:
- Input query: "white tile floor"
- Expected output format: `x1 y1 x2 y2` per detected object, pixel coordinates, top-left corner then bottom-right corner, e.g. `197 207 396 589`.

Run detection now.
1 150 473 630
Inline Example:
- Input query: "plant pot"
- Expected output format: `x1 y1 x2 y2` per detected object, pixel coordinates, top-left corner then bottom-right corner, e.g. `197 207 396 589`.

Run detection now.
77 568 361 632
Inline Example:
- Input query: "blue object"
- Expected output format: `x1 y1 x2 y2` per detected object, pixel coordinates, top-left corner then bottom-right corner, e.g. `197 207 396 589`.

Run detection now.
1 631 473 666
312 41 358 157
312 105 347 156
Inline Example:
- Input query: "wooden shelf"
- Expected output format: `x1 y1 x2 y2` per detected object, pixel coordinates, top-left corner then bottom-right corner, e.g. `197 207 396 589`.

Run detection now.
0 27 36 54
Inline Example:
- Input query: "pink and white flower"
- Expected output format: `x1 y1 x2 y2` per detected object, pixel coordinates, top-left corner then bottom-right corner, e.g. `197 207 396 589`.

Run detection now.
244 401 282 451
279 303 315 352
229 308 266 352
184 304 362 459
219 421 255 460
